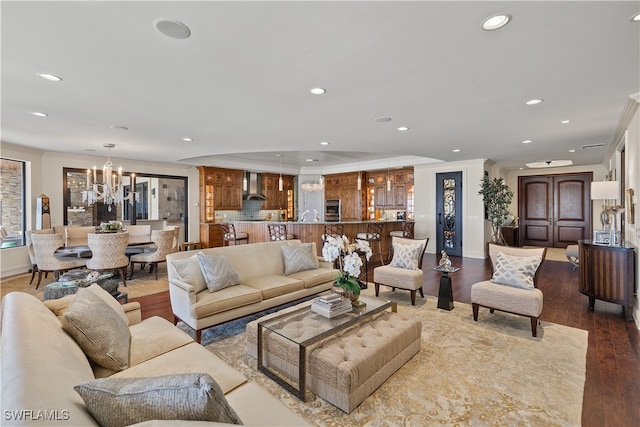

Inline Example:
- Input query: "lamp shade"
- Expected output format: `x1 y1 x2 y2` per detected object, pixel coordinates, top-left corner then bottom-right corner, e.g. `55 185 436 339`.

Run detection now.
591 181 619 201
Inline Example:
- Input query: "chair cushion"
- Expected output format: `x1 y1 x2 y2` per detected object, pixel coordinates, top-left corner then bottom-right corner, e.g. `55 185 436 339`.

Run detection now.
373 265 423 291
197 253 240 292
173 255 207 293
281 243 317 275
471 280 543 317
74 373 243 427
390 241 424 270
61 287 131 371
491 252 542 289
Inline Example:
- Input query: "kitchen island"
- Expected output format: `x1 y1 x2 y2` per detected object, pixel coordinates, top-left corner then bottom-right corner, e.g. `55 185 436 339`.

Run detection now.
232 220 404 259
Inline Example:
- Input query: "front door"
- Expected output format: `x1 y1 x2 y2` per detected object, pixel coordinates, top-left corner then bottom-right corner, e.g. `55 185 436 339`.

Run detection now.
519 173 592 248
435 172 463 257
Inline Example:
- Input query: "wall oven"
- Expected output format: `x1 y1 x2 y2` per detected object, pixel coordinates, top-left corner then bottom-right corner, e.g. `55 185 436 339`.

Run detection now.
325 199 341 222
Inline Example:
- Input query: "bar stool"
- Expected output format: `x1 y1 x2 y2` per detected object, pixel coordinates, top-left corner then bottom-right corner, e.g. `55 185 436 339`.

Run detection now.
388 221 415 261
356 223 384 265
221 223 249 246
322 224 344 243
268 224 294 241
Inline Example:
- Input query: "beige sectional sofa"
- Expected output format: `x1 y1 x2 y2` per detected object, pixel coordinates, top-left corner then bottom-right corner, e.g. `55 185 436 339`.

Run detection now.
167 239 338 342
0 288 309 426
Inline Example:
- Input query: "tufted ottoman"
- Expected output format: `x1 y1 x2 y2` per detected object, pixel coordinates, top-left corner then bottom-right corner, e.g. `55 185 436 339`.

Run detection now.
246 304 422 413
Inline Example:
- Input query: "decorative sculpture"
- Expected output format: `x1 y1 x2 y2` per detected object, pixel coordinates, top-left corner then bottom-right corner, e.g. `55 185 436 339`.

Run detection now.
439 250 452 269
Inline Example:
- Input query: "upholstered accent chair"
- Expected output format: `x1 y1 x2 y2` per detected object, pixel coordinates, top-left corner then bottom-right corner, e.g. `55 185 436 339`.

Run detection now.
64 226 96 246
388 221 415 261
129 229 177 280
471 244 547 337
124 224 152 259
86 231 130 286
373 236 429 305
221 223 248 245
30 233 87 288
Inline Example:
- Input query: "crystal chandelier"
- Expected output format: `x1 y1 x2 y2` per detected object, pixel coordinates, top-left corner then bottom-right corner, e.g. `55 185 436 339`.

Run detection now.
82 143 137 211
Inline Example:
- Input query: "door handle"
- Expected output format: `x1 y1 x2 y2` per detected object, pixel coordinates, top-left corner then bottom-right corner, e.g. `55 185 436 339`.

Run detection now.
438 213 442 225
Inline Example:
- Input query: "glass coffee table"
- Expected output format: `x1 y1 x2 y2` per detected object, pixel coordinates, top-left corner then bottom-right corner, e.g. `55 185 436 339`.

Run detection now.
257 295 397 401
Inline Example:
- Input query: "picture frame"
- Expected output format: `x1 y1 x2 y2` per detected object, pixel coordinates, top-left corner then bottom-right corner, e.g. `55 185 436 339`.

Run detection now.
626 188 635 225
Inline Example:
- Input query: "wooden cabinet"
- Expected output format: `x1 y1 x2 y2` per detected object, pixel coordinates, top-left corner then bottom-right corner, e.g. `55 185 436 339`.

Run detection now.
365 168 414 210
261 173 294 212
502 226 520 247
197 167 243 214
199 223 222 248
324 172 366 221
578 240 636 321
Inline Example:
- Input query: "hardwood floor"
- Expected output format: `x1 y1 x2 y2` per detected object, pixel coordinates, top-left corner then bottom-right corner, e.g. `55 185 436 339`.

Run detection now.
131 253 640 427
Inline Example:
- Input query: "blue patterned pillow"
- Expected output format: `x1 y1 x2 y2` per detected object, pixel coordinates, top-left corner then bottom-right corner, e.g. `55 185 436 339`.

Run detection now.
196 253 240 292
491 252 542 289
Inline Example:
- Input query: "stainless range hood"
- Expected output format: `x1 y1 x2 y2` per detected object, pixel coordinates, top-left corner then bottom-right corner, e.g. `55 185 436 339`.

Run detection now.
243 172 266 200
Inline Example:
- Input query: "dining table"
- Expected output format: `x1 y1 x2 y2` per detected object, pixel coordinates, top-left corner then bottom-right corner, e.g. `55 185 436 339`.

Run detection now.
57 232 153 258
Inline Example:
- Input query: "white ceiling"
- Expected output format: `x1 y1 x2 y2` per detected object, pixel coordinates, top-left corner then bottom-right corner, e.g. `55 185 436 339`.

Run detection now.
2 1 639 174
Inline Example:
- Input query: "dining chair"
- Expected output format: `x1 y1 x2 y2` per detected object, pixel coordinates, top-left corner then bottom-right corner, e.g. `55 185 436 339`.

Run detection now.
129 229 178 280
356 222 385 265
124 224 152 259
221 223 248 246
65 225 96 246
25 229 53 284
30 233 87 289
86 231 130 286
268 224 294 241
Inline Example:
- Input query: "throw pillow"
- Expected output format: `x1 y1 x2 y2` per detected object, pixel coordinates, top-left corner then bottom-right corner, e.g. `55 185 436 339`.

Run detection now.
61 287 131 371
172 255 207 293
281 243 318 275
197 253 240 292
74 373 243 427
85 283 130 326
390 241 425 270
491 252 542 290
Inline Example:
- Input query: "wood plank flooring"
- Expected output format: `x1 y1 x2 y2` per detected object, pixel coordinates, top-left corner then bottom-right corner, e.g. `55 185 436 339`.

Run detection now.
131 253 640 427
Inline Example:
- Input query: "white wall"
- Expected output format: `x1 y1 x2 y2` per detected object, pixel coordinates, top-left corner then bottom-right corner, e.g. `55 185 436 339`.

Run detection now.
0 143 200 278
414 159 486 259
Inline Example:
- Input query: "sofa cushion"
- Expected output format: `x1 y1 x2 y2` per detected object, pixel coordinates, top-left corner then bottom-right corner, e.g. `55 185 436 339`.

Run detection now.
197 253 241 292
281 243 317 275
74 373 243 427
390 241 424 270
287 267 339 289
192 285 263 319
242 275 305 300
491 252 542 290
173 255 207 293
61 287 131 371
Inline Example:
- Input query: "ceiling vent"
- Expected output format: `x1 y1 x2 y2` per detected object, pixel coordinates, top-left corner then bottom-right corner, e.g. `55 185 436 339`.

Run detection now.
582 143 605 150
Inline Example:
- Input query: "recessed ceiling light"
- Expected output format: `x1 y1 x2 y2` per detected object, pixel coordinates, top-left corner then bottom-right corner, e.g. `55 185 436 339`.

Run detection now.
309 88 326 95
305 158 318 162
452 149 461 153
110 125 129 131
397 126 409 131
153 19 191 39
569 149 576 153
374 117 392 123
522 140 533 144
482 13 512 31
561 120 571 124
182 137 194 142
631 12 640 22
37 73 62 82
320 141 329 146
525 98 543 105
31 112 48 117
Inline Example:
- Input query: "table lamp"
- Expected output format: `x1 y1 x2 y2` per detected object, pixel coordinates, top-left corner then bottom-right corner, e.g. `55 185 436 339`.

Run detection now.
590 180 624 245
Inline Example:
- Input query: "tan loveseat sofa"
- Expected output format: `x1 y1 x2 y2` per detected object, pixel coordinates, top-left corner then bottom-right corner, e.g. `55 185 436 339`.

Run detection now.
167 239 338 342
0 289 309 426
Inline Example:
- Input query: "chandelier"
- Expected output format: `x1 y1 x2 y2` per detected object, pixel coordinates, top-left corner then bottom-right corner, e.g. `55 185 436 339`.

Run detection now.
82 143 137 211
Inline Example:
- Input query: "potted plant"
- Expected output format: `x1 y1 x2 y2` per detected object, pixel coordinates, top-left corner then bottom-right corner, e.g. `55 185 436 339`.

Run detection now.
321 235 372 305
478 176 514 245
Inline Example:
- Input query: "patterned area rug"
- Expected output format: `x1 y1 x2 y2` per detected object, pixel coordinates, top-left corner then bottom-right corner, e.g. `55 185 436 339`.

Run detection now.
191 287 587 426
0 263 169 300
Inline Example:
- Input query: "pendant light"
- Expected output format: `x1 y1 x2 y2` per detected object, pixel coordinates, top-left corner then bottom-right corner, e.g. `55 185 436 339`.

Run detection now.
242 170 248 192
357 163 362 191
386 160 391 192
278 154 283 192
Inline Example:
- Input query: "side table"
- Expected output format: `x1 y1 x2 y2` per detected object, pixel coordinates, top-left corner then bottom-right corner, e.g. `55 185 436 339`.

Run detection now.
433 266 460 311
43 282 79 301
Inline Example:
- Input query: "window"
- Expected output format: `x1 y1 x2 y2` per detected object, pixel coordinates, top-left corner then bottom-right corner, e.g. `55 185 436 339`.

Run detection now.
0 158 25 248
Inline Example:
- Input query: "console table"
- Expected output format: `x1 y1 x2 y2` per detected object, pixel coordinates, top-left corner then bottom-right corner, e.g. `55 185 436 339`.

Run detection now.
578 240 636 321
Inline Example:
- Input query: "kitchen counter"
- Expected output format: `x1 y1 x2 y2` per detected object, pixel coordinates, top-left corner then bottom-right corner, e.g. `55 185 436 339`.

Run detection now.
232 220 404 257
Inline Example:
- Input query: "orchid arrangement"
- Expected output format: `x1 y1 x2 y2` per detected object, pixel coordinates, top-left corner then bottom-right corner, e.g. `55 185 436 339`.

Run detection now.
322 235 372 295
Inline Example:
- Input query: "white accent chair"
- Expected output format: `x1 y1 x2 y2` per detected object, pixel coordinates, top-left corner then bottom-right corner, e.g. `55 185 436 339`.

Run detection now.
471 244 547 337
86 232 130 286
373 236 429 305
30 233 87 289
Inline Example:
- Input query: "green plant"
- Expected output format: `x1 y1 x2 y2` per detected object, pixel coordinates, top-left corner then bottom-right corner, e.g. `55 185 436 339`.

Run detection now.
478 176 514 245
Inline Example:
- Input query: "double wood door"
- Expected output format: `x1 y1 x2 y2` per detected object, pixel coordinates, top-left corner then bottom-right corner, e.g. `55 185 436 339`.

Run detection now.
518 173 592 248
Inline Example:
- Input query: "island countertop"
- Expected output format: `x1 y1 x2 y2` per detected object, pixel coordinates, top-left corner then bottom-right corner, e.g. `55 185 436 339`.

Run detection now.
231 220 404 258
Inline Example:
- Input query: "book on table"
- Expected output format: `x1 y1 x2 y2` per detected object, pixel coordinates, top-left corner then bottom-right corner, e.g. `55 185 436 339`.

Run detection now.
311 295 352 318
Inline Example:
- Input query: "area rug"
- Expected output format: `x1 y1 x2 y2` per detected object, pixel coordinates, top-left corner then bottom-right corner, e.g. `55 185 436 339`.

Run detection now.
195 287 587 427
0 263 169 300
